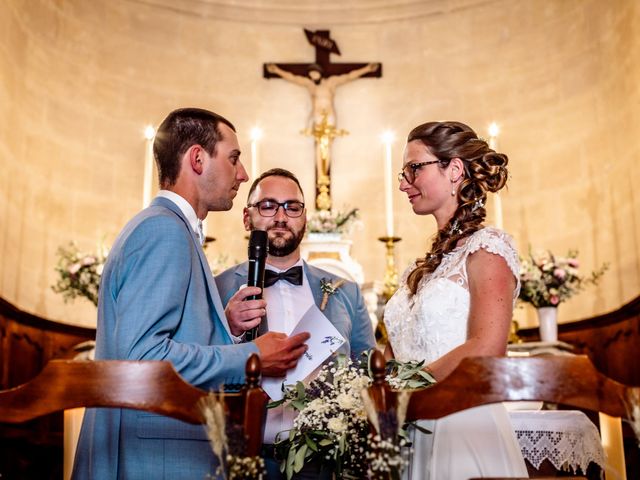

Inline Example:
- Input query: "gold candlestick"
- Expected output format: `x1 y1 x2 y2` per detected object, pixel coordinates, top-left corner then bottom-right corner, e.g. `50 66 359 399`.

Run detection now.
378 236 401 301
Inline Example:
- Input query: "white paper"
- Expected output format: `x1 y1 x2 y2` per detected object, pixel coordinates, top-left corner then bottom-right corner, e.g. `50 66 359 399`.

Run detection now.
262 304 346 400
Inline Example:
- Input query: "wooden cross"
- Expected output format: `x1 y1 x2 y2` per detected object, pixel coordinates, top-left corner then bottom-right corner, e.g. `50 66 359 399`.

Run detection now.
264 29 382 210
263 29 382 81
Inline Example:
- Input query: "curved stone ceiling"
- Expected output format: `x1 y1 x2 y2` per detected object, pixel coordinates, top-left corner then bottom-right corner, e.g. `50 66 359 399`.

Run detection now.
132 0 491 25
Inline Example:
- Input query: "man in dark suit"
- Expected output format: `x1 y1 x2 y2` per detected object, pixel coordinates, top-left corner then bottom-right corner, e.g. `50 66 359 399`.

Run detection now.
216 168 375 479
72 109 309 480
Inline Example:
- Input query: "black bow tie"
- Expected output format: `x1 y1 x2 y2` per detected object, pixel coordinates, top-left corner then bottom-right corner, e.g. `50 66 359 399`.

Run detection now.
264 266 303 287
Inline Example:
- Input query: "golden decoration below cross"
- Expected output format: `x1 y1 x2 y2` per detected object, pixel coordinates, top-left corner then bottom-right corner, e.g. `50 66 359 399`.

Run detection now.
301 110 348 211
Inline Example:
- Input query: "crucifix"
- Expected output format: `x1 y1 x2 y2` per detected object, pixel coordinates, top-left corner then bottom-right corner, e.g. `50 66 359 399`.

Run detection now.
264 29 382 210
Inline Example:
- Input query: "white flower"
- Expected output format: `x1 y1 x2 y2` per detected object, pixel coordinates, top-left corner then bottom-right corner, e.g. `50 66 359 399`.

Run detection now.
336 392 355 409
327 417 346 433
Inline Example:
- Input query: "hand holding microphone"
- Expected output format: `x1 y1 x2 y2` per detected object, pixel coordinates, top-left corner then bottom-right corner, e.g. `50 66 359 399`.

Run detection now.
223 230 268 339
245 230 267 341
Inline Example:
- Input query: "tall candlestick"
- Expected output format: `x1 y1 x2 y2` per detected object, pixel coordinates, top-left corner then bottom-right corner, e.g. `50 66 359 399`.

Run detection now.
488 122 503 229
250 127 262 180
382 131 395 238
142 125 155 208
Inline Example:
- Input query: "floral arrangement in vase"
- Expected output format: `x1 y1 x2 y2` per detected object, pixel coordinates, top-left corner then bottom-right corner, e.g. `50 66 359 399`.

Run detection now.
518 249 608 308
51 242 108 307
273 352 434 479
306 207 361 236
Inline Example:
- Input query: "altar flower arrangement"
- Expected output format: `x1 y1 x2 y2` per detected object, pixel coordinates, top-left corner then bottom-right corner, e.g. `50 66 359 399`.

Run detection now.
273 353 435 479
307 207 360 235
518 249 608 308
52 242 108 307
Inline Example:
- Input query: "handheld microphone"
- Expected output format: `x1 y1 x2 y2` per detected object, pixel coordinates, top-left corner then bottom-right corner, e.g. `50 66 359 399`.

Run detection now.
245 230 268 341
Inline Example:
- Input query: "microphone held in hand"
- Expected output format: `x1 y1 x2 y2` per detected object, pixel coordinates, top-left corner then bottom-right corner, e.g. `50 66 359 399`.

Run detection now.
245 230 268 341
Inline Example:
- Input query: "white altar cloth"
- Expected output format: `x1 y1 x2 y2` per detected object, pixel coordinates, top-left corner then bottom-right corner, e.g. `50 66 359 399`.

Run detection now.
509 410 606 473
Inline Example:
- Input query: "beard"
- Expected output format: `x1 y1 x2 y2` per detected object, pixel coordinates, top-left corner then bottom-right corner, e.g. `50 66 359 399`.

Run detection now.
248 219 306 257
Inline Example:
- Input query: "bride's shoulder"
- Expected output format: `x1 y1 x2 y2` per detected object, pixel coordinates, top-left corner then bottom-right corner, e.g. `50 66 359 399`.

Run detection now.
465 227 519 270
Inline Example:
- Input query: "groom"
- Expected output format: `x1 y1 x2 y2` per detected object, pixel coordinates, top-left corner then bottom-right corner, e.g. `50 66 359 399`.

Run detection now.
216 168 375 479
72 110 310 480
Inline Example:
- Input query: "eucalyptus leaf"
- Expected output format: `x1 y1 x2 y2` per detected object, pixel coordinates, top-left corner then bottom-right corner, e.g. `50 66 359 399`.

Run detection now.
305 435 319 452
294 444 307 472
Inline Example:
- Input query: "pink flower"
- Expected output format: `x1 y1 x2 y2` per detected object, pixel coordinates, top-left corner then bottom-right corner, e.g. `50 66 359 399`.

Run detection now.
550 295 560 305
68 263 81 275
553 268 566 280
568 258 579 268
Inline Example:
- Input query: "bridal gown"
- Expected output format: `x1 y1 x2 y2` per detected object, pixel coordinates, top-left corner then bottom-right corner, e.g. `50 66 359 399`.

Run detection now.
384 227 529 480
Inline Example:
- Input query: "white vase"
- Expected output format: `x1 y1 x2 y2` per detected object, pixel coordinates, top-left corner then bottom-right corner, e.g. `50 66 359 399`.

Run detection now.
537 306 558 343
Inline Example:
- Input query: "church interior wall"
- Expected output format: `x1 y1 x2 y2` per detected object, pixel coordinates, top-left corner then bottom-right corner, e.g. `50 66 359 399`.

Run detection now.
0 0 638 329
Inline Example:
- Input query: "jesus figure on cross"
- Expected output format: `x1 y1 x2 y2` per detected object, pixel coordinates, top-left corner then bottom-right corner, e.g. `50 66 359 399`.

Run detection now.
266 62 380 128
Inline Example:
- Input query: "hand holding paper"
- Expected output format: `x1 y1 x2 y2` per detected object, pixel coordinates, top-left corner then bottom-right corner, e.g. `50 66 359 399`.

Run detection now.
262 304 346 400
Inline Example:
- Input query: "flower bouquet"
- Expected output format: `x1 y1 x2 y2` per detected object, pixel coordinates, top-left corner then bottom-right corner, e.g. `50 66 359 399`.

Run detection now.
273 353 435 479
52 242 108 307
307 208 361 235
518 249 608 308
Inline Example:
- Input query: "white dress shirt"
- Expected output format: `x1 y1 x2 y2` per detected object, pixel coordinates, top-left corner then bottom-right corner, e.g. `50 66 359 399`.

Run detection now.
262 259 314 444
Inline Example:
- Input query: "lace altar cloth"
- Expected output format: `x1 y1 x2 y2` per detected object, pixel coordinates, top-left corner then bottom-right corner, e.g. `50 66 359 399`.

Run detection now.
509 410 605 473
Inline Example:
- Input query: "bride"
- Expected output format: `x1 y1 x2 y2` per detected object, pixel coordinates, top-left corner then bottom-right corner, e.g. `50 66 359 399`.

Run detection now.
384 121 529 479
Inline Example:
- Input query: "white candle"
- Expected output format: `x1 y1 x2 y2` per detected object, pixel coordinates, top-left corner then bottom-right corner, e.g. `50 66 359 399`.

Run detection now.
250 127 263 180
142 125 155 208
382 131 395 237
488 123 503 229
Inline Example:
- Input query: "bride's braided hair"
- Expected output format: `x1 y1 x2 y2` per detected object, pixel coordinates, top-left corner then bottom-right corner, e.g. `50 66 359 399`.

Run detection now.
406 121 509 295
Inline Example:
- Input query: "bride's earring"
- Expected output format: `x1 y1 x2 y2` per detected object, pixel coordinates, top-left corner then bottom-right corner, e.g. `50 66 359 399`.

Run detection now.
450 179 456 196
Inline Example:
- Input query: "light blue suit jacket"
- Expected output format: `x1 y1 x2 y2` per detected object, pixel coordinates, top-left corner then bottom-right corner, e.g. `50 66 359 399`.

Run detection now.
215 261 375 359
72 197 259 480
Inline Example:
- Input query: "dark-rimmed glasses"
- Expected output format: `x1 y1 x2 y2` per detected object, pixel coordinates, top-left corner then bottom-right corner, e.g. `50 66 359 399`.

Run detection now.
397 160 442 184
247 200 305 218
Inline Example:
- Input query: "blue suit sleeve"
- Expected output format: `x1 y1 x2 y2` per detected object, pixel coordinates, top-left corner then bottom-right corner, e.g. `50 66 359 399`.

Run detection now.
107 215 257 389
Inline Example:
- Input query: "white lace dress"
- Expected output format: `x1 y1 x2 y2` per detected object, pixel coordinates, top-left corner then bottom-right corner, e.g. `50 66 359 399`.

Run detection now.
384 227 529 480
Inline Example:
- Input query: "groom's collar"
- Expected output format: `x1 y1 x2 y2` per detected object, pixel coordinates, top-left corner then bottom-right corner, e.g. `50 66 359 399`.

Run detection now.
156 190 200 234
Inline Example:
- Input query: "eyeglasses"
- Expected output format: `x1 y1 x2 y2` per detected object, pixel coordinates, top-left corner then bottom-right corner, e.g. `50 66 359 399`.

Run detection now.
247 200 306 218
397 160 442 184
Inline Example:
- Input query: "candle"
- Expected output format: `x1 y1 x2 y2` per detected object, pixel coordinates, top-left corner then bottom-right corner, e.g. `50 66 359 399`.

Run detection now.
142 125 156 208
488 122 503 229
382 131 395 237
250 127 263 179
598 413 626 480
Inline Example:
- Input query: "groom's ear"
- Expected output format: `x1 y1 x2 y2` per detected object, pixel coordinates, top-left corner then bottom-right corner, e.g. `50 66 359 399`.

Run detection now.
187 145 204 174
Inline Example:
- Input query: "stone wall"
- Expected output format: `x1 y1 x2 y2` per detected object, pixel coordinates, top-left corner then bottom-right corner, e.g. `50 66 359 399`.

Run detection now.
0 0 638 327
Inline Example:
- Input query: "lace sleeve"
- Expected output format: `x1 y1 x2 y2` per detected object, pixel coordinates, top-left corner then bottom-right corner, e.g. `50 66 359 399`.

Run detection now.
465 227 521 298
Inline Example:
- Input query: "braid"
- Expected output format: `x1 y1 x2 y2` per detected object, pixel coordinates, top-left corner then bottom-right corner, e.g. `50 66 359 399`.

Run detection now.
406 122 509 295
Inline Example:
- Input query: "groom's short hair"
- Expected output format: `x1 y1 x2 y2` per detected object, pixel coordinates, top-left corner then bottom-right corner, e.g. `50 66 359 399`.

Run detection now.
153 107 235 188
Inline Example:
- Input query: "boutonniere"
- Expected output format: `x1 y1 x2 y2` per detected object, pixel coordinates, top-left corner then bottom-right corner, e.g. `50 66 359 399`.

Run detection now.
319 278 345 311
